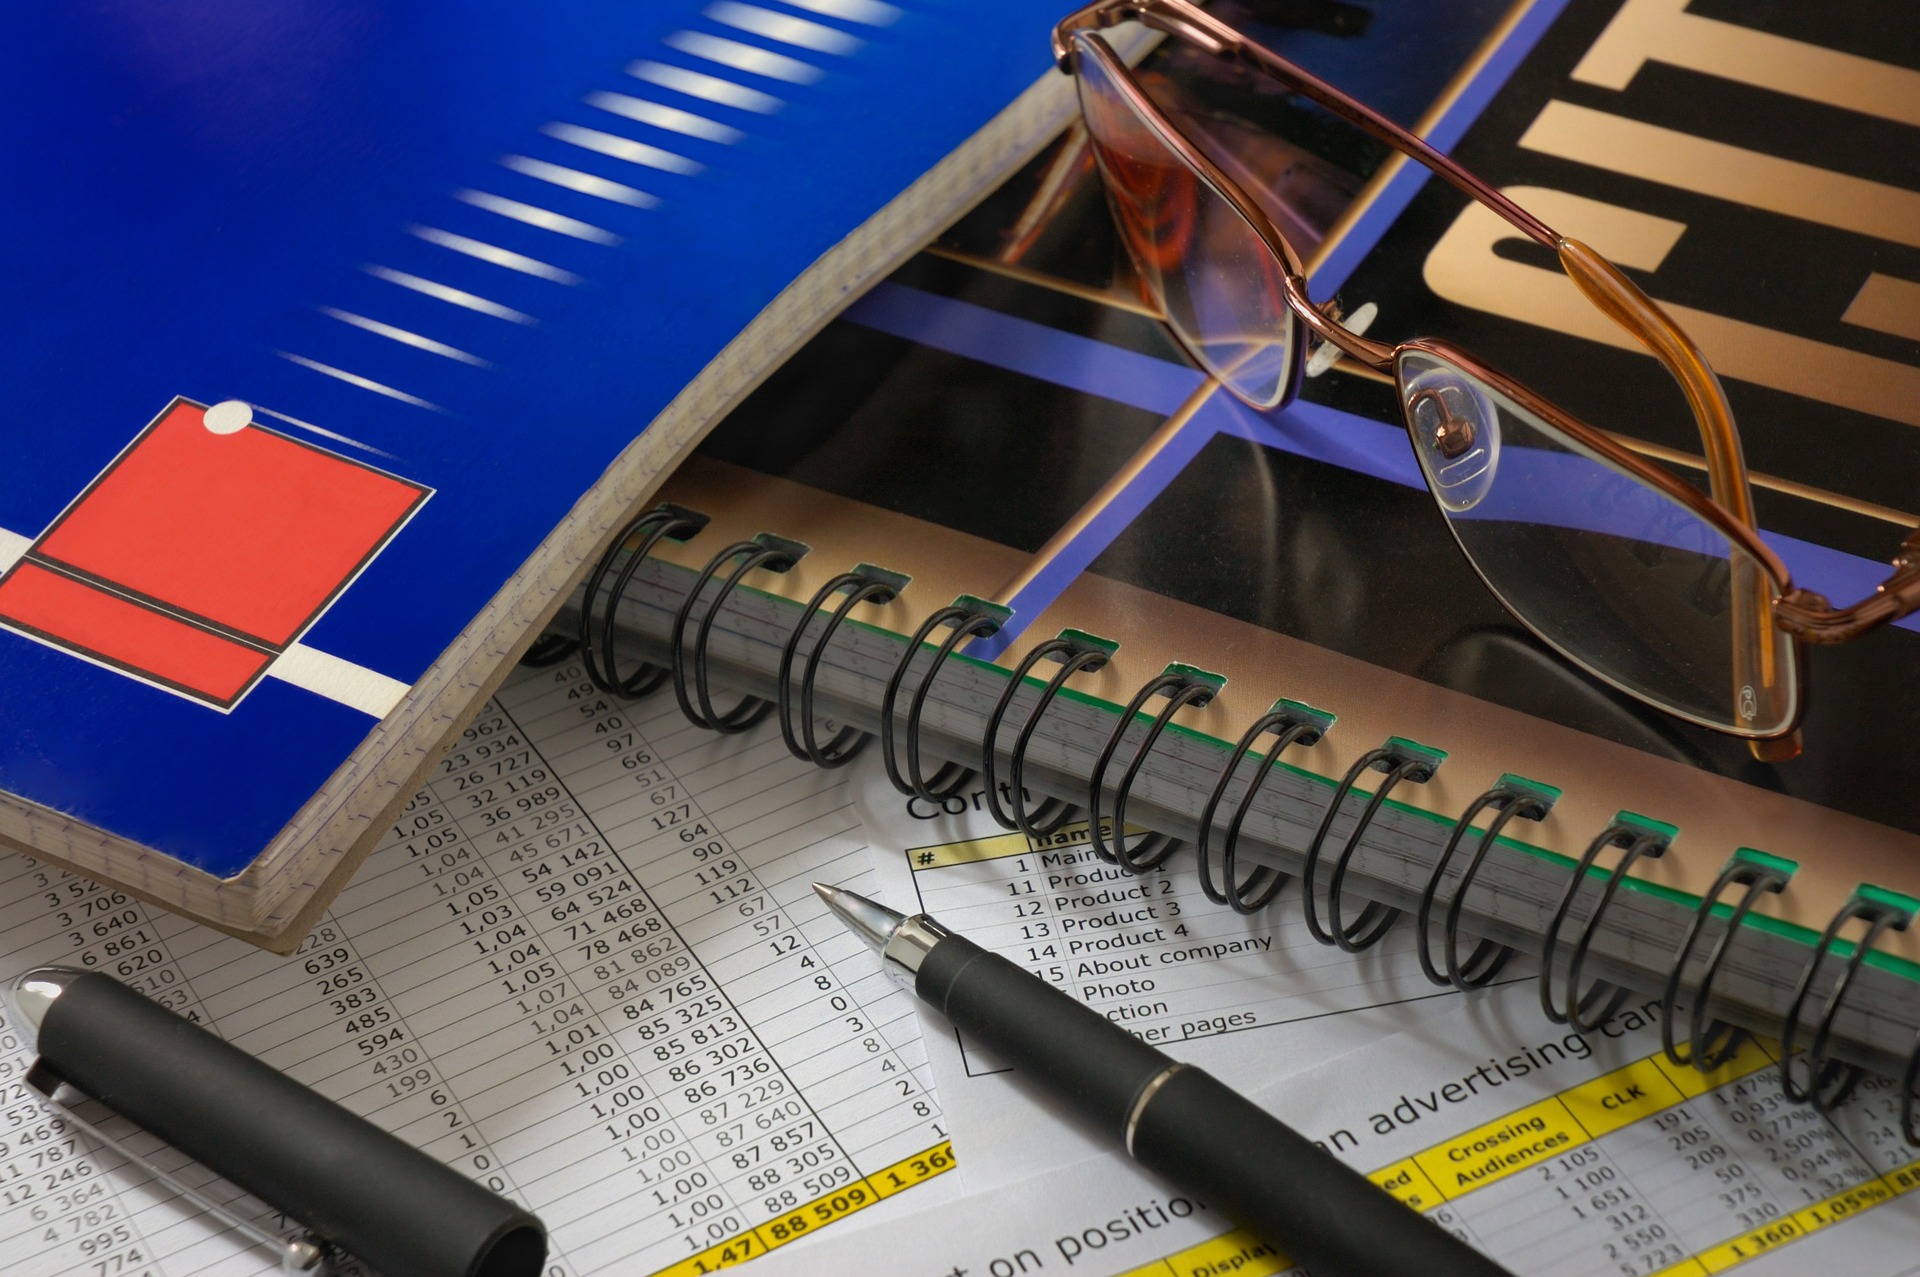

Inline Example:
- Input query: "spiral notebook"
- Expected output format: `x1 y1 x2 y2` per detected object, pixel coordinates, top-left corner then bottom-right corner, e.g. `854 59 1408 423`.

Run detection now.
563 457 1920 1083
534 0 1920 1114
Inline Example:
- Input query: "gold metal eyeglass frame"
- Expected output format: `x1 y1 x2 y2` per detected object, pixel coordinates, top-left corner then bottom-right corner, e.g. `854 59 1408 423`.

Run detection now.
1055 0 1920 757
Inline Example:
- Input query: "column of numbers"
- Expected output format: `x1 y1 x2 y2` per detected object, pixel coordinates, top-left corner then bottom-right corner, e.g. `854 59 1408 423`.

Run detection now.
0 658 957 1277
0 862 207 1277
1466 1143 1682 1277
1706 1072 1879 1205
317 771 553 1274
507 671 859 1255
1600 1100 1795 1261
452 697 719 1263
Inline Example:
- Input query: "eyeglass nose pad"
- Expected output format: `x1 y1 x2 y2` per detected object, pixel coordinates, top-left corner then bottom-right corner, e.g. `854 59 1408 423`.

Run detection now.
1304 300 1378 378
1403 366 1500 513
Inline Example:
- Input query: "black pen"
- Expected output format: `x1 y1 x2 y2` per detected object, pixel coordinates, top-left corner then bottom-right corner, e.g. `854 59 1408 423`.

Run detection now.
814 884 1516 1277
6 968 547 1277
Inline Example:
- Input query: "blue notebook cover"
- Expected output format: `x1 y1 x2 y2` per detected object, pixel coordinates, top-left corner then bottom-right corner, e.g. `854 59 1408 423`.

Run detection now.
0 0 1073 931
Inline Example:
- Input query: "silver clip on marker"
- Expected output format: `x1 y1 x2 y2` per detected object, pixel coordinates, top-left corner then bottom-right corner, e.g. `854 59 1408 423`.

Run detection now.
9 973 328 1273
21 1060 327 1272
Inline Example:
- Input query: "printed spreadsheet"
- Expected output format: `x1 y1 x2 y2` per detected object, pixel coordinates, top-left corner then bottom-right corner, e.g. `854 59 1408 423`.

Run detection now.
0 661 953 1276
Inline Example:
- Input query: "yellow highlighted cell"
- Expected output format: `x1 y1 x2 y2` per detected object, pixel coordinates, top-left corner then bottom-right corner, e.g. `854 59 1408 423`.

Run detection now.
1650 1036 1774 1100
1692 1170 1901 1275
1160 1229 1290 1277
1798 1177 1892 1228
1884 1159 1920 1195
906 829 1034 869
869 1140 957 1198
1696 1216 1808 1272
647 1142 956 1277
1370 1158 1445 1210
1413 1096 1584 1196
1561 1058 1684 1139
907 821 1146 870
651 1228 770 1277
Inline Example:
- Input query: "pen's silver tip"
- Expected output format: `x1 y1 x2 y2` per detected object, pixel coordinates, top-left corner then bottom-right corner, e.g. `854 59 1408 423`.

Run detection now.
6 968 84 1048
812 883 905 958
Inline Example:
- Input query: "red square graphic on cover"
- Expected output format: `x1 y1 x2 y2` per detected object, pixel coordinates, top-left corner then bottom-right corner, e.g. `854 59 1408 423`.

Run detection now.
0 398 428 707
37 399 427 647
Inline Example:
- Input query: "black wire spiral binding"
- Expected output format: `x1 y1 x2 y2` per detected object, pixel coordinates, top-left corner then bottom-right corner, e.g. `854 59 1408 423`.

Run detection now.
1195 700 1333 914
1778 886 1915 1111
533 530 1920 1134
579 504 710 697
775 565 909 769
1299 738 1444 952
1659 849 1795 1072
1415 774 1559 989
1538 814 1673 1031
669 534 808 733
879 596 1009 802
981 630 1115 838
1088 666 1224 874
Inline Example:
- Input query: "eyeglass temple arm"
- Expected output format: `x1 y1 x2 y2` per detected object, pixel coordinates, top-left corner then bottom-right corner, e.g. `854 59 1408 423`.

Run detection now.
1060 4 1758 514
1235 28 1920 649
1556 243 1755 525
1558 243 1920 650
1057 3 1920 736
1149 3 1759 510
1055 2 1560 249
1230 13 1760 523
1558 240 1791 749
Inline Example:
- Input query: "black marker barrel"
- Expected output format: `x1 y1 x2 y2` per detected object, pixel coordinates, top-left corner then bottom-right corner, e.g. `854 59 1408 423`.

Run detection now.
1129 1066 1502 1277
915 933 1171 1133
910 931 1512 1277
33 970 545 1277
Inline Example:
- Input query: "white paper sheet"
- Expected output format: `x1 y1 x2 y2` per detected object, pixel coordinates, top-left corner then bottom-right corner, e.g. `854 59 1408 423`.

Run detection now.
857 772 1474 1188
0 665 952 1277
731 984 1920 1277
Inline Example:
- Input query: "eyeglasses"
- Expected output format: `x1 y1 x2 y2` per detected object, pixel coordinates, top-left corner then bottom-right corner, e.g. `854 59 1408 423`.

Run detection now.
1055 0 1920 757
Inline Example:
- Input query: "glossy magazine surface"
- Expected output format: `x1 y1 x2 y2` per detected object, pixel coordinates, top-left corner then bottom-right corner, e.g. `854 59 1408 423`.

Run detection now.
699 0 1920 835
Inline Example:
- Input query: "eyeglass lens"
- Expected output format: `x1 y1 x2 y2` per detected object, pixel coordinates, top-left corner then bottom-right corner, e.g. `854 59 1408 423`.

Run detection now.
1071 29 1796 737
1396 346 1797 736
1073 32 1297 409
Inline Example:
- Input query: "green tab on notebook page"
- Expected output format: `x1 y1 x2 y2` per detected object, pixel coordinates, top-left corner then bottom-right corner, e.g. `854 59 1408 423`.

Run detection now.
1728 847 1799 879
1855 883 1920 923
1273 699 1336 741
751 532 810 567
1057 628 1120 657
1495 773 1561 804
1493 774 1561 819
951 595 1014 630
1162 663 1228 694
1612 810 1680 844
851 564 912 597
1383 737 1447 782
